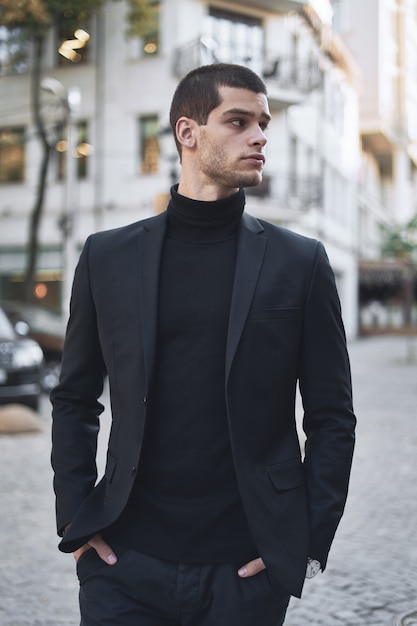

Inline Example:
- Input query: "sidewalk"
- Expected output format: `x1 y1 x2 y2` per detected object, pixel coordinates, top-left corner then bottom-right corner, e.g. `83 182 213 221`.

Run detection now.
286 335 417 625
0 335 416 625
395 610 417 626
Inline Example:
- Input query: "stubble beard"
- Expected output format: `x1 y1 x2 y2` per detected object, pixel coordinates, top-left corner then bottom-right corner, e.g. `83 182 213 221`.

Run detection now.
198 133 263 190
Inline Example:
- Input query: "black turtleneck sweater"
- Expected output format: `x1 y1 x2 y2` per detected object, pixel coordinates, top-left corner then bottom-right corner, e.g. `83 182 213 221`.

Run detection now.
104 186 257 563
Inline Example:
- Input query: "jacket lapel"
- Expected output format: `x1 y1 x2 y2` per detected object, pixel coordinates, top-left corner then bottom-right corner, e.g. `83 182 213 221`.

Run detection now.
225 213 266 379
137 212 167 388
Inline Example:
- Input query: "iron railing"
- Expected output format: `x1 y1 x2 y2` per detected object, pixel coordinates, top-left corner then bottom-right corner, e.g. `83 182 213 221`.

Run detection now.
246 174 323 208
263 55 323 93
173 38 322 94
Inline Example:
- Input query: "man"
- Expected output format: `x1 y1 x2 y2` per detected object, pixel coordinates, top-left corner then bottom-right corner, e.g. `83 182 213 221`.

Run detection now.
51 63 356 626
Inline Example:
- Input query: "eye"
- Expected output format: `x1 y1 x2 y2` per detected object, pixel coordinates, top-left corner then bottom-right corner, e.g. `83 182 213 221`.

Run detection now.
231 119 245 127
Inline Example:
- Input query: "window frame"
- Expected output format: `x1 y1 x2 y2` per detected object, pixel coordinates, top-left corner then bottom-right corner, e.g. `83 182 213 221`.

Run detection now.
139 114 160 175
0 126 26 184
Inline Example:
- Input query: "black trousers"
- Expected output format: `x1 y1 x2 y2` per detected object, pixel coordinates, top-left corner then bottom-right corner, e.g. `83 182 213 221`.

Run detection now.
77 546 290 626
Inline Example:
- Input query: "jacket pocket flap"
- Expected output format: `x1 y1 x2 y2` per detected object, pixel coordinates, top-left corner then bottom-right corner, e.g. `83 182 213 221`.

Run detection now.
267 461 304 491
248 307 302 321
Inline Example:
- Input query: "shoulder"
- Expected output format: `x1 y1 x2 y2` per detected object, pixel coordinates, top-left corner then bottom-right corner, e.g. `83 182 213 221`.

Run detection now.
85 212 167 250
243 213 322 257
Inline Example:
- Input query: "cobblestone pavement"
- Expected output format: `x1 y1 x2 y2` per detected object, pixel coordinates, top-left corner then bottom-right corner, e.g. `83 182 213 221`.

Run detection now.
0 335 416 625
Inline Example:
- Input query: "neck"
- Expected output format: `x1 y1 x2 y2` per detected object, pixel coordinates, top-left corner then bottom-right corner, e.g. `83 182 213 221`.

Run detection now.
177 177 239 202
167 185 245 243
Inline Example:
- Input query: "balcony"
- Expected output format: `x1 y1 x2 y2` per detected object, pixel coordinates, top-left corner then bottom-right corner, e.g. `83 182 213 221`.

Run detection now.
172 38 218 79
263 55 323 109
361 130 394 177
246 173 323 208
172 39 323 108
224 0 305 13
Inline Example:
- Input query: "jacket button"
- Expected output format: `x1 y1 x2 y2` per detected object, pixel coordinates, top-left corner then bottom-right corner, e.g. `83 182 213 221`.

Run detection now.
143 396 147 405
131 466 137 476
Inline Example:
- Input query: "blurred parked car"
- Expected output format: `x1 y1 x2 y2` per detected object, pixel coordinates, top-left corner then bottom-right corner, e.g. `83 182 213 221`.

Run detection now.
0 306 44 411
1 301 65 393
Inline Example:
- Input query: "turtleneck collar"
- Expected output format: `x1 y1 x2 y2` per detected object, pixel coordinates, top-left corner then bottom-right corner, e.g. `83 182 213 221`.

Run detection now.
167 185 245 243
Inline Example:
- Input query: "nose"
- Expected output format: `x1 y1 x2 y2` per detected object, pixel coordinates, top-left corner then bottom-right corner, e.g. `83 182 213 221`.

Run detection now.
251 125 267 147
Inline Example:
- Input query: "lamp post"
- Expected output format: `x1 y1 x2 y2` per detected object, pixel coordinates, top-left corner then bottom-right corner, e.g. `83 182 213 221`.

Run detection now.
40 78 81 318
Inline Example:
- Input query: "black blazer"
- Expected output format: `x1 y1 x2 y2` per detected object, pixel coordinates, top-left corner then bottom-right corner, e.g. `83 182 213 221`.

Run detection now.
51 211 355 598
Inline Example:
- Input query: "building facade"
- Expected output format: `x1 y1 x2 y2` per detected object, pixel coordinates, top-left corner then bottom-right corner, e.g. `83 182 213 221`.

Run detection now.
0 0 374 338
333 0 417 330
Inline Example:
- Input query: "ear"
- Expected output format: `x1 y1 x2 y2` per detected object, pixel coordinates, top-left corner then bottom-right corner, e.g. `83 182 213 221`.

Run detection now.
175 117 198 150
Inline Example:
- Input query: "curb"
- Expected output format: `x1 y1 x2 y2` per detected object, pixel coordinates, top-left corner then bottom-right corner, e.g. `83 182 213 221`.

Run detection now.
394 612 417 626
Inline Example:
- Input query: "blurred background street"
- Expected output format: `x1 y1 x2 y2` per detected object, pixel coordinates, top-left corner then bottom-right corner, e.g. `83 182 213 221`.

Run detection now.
1 0 417 344
0 334 416 626
1 1 417 624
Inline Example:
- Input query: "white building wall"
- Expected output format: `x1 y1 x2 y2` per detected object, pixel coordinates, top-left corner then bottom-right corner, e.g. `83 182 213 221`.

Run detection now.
342 0 417 225
0 0 362 337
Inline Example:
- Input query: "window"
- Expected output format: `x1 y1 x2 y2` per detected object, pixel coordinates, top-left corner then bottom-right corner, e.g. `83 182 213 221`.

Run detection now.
56 121 91 180
204 8 264 75
75 121 90 179
139 115 159 175
142 0 160 56
289 134 298 197
290 31 299 84
331 0 351 33
0 26 29 76
0 127 25 183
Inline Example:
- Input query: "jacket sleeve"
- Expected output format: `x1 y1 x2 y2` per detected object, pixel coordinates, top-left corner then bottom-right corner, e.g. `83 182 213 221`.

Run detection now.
51 235 107 536
298 241 356 568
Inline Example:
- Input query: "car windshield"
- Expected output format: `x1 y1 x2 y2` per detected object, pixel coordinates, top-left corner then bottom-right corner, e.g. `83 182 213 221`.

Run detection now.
1 302 65 337
0 308 16 341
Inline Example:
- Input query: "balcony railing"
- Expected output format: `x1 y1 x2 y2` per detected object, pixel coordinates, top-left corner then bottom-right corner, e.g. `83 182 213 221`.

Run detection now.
246 174 323 208
224 0 305 12
263 55 323 94
172 37 218 78
173 38 323 95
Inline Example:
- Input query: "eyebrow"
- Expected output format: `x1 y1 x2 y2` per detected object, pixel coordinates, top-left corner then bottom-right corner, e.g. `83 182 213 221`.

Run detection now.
221 107 272 123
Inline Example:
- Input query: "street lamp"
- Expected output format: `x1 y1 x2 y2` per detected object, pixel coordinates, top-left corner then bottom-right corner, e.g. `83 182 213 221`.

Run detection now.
58 28 90 63
40 78 81 318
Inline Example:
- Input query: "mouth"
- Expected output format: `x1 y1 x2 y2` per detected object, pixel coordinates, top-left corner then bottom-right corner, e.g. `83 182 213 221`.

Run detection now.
244 154 265 166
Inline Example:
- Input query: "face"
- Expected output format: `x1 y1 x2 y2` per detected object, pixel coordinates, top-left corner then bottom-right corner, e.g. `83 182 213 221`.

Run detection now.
193 86 270 195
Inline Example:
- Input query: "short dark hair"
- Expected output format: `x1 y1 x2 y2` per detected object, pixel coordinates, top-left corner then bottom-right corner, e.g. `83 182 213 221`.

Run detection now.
169 63 267 155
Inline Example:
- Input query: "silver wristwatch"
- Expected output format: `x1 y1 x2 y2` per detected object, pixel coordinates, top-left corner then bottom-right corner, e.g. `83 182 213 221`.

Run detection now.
306 557 321 579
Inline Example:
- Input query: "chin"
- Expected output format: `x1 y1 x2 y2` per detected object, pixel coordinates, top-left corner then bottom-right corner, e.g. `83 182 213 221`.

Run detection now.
241 175 263 188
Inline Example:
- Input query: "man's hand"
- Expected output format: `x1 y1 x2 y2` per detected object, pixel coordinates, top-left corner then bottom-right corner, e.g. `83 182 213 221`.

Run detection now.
238 557 266 578
73 533 117 565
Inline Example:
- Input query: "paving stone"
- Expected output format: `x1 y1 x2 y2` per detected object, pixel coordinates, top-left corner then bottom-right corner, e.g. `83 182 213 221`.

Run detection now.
286 336 417 625
0 336 416 625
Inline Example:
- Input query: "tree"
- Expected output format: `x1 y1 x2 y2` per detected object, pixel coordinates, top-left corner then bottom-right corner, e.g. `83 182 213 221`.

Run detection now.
380 213 417 326
0 0 155 302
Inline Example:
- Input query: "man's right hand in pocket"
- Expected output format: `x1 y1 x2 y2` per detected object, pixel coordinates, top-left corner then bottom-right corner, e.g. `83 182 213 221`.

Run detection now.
73 533 117 565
